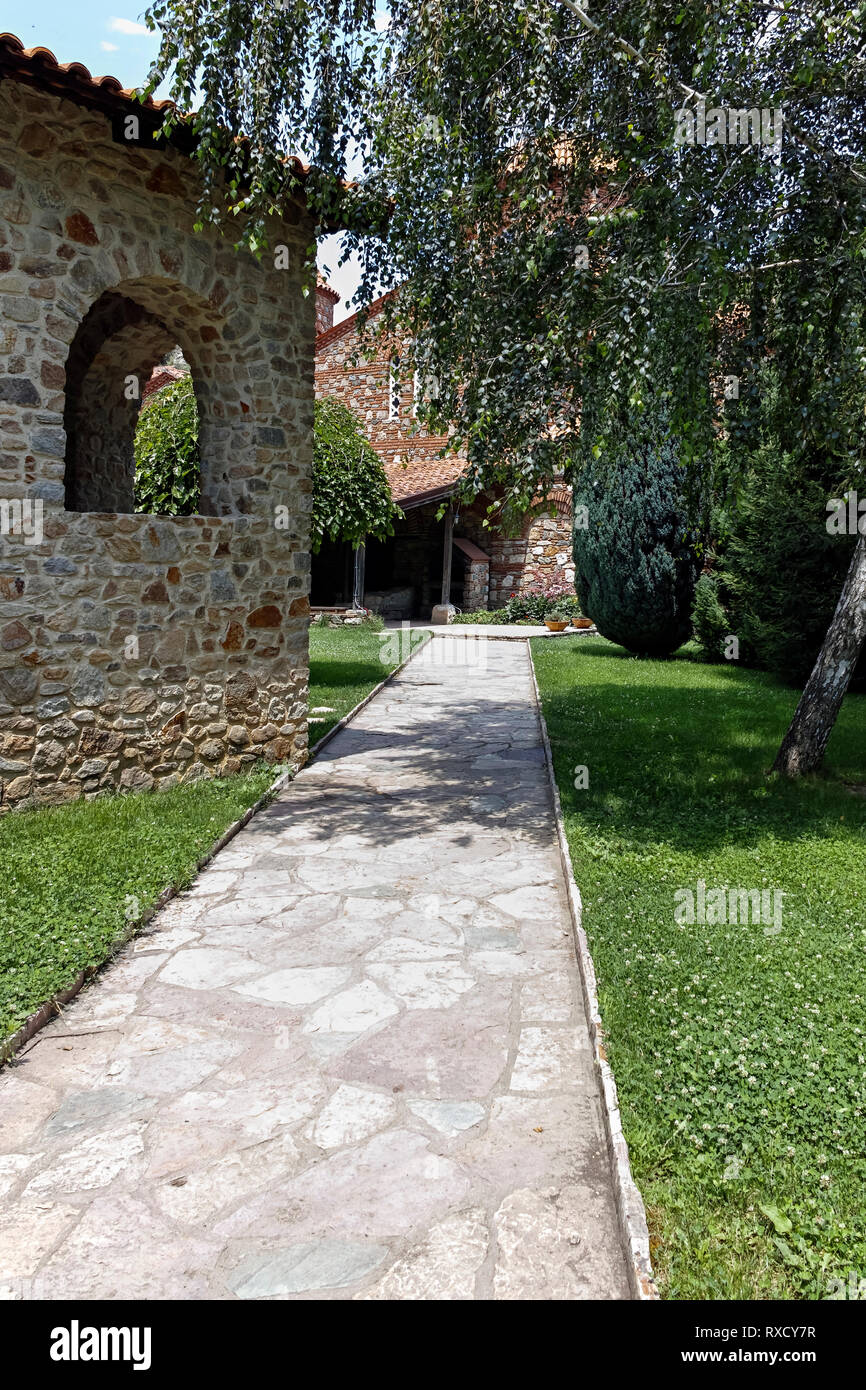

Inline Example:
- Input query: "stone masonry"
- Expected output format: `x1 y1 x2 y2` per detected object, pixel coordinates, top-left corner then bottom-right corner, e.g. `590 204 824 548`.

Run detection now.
0 52 319 810
314 284 575 611
486 509 576 609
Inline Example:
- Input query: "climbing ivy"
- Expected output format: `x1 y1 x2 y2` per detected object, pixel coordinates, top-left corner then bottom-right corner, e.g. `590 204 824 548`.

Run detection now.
133 376 201 516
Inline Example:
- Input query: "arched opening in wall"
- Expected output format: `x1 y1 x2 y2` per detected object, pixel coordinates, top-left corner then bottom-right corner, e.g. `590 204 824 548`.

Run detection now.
63 290 202 514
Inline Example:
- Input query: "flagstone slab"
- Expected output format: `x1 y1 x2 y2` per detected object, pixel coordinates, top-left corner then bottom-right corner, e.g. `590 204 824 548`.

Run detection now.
0 640 630 1300
308 1084 398 1150
233 966 352 1006
355 1210 488 1300
228 1240 389 1298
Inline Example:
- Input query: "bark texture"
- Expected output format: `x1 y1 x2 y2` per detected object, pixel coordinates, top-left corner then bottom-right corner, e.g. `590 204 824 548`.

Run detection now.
773 531 866 775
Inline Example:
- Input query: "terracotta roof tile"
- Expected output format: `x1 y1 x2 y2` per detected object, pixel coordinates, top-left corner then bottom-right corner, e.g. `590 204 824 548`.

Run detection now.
316 275 340 303
0 31 313 179
382 451 465 506
141 365 188 404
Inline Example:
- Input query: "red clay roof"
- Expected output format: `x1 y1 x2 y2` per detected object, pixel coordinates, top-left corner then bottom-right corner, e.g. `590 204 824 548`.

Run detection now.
382 452 465 508
141 365 188 405
0 32 179 117
0 32 312 180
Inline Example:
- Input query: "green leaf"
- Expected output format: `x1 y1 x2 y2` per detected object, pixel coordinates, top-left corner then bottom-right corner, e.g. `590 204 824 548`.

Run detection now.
759 1203 793 1236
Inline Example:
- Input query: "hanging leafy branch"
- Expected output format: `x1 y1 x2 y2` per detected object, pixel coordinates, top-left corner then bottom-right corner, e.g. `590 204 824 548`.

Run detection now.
142 0 866 772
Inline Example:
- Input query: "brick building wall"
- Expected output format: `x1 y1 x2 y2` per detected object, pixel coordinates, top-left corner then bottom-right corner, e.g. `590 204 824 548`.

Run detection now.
0 49 317 810
315 292 466 506
313 284 574 613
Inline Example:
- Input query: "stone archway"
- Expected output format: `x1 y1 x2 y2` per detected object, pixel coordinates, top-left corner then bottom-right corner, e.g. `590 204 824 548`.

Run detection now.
61 272 265 519
0 63 318 809
63 290 184 513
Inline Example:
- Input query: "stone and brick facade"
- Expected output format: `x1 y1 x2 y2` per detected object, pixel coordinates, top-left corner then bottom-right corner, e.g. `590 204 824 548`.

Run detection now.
315 288 466 510
0 35 319 810
313 285 574 617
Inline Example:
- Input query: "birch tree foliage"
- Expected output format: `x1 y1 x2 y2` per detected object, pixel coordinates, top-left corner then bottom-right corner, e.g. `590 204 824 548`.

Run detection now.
144 2 866 770
144 2 866 518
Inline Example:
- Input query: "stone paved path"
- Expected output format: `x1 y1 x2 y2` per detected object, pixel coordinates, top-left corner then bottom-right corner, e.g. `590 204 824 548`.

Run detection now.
0 640 630 1300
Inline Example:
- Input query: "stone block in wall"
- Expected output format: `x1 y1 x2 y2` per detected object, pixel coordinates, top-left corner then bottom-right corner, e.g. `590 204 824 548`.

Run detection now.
0 77 318 809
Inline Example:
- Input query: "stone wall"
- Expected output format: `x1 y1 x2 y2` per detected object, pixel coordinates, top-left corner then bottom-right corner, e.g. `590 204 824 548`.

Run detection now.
486 508 575 608
0 83 316 810
452 496 575 610
453 537 490 611
462 556 489 611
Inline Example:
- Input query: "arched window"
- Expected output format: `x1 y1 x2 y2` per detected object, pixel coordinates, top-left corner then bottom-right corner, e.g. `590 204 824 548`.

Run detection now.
61 275 257 518
63 291 201 512
388 356 401 421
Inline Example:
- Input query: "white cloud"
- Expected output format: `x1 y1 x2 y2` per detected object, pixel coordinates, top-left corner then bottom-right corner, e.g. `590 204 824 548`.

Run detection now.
100 41 120 52
108 18 150 36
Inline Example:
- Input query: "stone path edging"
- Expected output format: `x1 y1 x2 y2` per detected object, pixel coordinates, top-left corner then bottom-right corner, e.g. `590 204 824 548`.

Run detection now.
0 633 430 1071
307 630 431 759
0 767 290 1071
526 643 659 1301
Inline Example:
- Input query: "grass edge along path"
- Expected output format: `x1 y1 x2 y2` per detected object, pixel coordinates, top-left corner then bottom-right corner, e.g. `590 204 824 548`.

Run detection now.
531 634 866 1300
0 624 402 1043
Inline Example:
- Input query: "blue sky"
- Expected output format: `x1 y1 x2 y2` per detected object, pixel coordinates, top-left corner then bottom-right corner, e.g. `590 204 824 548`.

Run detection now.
14 2 372 319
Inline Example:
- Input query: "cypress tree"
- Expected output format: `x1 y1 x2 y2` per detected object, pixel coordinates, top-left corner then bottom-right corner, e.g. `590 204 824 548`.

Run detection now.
573 418 700 656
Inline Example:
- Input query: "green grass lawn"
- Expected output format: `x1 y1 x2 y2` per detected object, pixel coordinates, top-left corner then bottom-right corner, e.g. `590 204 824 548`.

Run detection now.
308 620 425 742
0 623 406 1043
531 635 866 1300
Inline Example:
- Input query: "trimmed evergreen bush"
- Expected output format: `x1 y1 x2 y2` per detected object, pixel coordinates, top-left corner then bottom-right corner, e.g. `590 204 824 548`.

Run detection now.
313 397 401 551
572 419 700 656
692 573 734 662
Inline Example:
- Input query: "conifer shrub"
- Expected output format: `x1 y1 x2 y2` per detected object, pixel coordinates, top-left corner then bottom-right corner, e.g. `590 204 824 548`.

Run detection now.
572 419 700 656
693 447 862 684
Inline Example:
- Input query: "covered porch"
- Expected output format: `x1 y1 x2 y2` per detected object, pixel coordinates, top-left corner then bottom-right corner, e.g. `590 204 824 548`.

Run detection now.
310 486 491 622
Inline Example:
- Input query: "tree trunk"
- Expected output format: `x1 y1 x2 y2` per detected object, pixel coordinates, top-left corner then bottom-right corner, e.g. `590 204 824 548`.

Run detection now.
773 531 866 776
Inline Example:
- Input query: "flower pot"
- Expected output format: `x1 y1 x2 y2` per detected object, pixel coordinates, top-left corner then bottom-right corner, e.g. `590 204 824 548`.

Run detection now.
572 617 593 629
544 619 569 632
